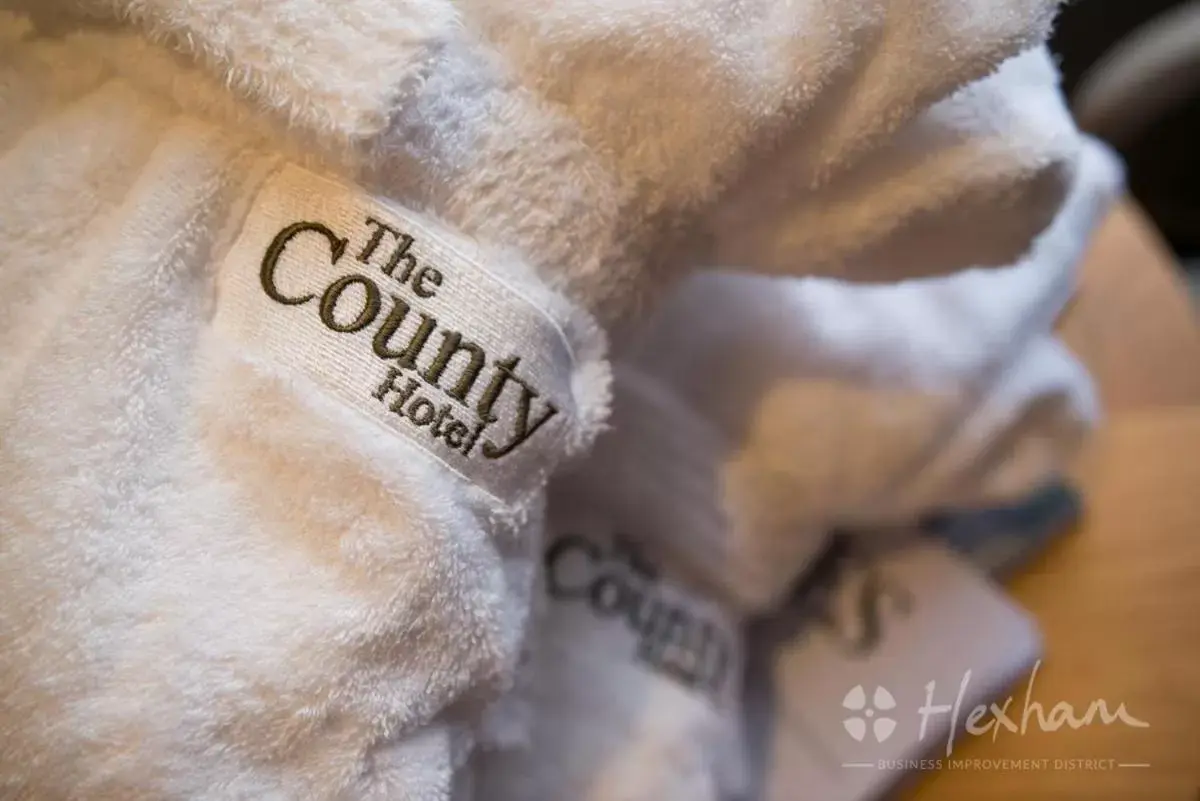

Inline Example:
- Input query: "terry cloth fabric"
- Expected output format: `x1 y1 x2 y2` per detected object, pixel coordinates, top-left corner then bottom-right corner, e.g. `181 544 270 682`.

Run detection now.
2 0 1067 798
590 136 1122 617
449 0 1067 310
473 476 749 801
0 11 609 801
701 46 1084 286
466 134 1118 801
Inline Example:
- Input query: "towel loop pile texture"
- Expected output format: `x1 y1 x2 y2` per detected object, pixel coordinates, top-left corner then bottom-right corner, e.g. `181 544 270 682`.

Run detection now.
0 0 1112 798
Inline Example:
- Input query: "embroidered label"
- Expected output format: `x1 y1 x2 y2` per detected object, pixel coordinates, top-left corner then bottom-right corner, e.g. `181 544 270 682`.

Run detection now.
544 529 739 705
214 165 574 503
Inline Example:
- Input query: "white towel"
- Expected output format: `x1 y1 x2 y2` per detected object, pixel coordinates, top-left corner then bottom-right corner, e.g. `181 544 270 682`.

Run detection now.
468 134 1119 801
0 10 615 801
701 47 1084 284
606 137 1121 616
474 470 750 801
1 0 1073 797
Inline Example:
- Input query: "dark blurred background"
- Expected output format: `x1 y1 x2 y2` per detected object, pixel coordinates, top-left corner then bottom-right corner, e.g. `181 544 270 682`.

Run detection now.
1051 0 1200 291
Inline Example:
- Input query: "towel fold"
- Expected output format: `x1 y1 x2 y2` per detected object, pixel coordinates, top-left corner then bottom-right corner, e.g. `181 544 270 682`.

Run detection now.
602 137 1120 615
703 47 1083 283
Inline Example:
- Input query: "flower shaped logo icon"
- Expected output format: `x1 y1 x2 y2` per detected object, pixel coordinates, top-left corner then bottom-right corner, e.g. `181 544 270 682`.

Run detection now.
842 685 898 743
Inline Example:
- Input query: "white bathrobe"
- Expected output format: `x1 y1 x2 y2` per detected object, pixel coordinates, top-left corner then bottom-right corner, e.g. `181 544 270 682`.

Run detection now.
1 0 1077 798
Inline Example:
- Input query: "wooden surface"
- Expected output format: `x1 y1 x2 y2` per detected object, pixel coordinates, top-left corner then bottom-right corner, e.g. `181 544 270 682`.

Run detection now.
1058 200 1200 413
901 201 1200 801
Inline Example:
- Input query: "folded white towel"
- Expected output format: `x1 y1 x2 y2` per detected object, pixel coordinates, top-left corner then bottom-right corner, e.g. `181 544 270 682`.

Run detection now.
467 133 1118 801
605 137 1120 616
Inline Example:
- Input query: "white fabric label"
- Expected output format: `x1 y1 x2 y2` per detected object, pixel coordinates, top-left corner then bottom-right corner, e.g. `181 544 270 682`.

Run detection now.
214 165 575 504
544 514 743 710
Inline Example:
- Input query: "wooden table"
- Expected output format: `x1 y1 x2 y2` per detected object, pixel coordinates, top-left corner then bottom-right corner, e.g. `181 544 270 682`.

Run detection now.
901 201 1200 800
